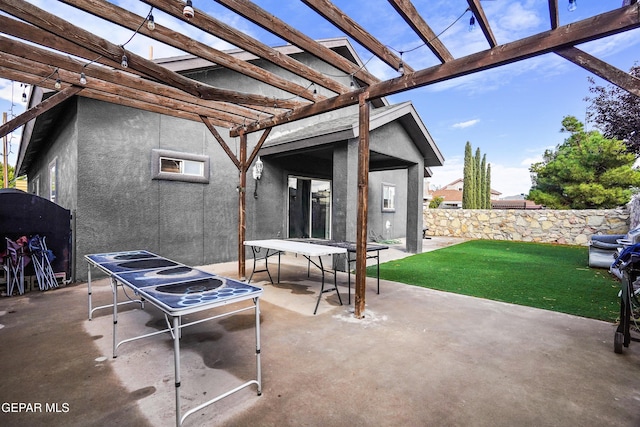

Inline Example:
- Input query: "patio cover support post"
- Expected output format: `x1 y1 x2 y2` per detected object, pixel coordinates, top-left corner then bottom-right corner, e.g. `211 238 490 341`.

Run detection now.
2 112 7 188
238 132 247 280
355 92 370 319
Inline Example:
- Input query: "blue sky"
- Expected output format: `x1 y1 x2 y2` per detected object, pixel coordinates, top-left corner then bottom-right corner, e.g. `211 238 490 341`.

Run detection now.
1 1 638 197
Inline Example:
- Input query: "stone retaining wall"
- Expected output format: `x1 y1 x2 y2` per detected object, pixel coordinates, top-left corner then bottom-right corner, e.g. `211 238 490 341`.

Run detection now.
423 208 630 246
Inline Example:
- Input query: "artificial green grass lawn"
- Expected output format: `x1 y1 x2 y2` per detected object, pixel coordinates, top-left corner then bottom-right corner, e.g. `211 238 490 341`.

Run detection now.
367 240 621 322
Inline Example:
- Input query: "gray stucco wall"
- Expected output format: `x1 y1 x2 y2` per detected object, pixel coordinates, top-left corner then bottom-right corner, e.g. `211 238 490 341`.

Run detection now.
28 101 78 210
368 169 408 240
74 99 245 279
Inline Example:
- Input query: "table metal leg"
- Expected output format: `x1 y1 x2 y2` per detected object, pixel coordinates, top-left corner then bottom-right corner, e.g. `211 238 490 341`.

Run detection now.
88 264 93 320
348 252 352 305
313 256 342 315
254 297 262 396
376 250 380 295
247 247 274 284
112 278 118 358
173 315 182 427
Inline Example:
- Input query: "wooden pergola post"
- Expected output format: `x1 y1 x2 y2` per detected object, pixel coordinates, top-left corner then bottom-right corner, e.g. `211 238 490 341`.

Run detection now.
238 132 247 280
354 92 370 318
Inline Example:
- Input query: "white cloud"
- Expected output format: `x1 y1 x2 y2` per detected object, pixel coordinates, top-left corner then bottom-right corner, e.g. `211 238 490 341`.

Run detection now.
489 163 533 197
496 3 543 34
452 119 480 129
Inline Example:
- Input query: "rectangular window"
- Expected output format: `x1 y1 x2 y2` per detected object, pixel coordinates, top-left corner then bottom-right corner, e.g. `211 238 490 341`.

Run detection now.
152 149 209 184
160 157 204 176
32 175 40 197
382 183 395 212
49 159 57 203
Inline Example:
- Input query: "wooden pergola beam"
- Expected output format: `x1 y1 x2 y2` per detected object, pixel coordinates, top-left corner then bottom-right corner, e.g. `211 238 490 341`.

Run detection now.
548 0 559 30
302 0 412 74
141 0 349 96
0 86 83 139
467 0 497 48
212 0 380 86
0 0 306 108
59 0 321 103
0 40 246 125
0 65 233 128
555 47 640 97
0 15 297 117
388 0 454 63
234 3 640 135
200 116 242 170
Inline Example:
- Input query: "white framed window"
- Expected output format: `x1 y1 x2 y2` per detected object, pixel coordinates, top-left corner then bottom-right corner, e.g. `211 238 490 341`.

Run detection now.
160 157 205 176
32 175 40 197
49 158 57 203
382 183 395 212
152 149 209 184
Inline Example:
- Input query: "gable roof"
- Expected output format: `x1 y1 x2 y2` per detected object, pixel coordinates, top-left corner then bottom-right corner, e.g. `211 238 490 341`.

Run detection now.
16 38 393 175
260 101 444 174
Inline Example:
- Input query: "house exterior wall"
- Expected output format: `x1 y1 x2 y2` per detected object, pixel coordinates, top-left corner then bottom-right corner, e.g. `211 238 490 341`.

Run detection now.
23 48 430 280
73 99 248 278
368 169 408 241
28 101 78 211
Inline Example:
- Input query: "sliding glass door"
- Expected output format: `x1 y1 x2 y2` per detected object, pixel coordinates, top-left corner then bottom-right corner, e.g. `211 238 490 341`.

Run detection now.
288 176 331 239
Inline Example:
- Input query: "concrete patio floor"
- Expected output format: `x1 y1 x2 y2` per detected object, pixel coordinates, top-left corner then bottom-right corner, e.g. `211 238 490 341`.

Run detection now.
1 237 640 426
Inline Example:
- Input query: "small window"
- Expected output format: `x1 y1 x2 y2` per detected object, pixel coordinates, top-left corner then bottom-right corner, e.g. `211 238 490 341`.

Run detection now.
152 149 209 184
49 159 57 203
382 183 395 212
160 157 204 176
32 175 40 196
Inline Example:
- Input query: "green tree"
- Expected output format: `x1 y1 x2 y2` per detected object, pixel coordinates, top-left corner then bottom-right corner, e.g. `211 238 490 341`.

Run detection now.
485 163 492 209
429 195 444 209
528 116 640 209
0 162 16 188
462 141 475 208
585 64 640 154
480 154 487 208
474 147 482 208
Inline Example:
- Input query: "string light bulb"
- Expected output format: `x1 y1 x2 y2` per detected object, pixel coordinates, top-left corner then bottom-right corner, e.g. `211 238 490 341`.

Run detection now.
183 0 195 19
21 85 27 102
398 52 405 75
147 12 155 30
469 15 476 31
53 69 62 90
79 72 87 85
568 0 577 12
121 52 129 68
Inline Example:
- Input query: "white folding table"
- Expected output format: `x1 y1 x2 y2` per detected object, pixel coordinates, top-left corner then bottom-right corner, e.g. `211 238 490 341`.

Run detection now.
244 239 347 314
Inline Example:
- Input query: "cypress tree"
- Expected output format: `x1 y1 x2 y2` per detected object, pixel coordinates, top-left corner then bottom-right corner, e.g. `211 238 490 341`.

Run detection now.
480 154 487 208
474 148 482 209
462 142 474 209
486 164 492 209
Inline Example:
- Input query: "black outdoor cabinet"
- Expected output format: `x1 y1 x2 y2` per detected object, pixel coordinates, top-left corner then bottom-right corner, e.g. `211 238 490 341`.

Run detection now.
0 188 72 280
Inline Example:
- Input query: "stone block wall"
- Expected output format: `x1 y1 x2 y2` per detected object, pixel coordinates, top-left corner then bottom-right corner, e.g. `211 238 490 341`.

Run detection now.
423 208 630 246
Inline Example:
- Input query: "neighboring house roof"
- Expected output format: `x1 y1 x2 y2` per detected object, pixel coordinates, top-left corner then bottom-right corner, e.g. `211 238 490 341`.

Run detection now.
261 101 444 174
442 178 464 190
430 189 464 202
491 200 543 210
430 187 542 209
